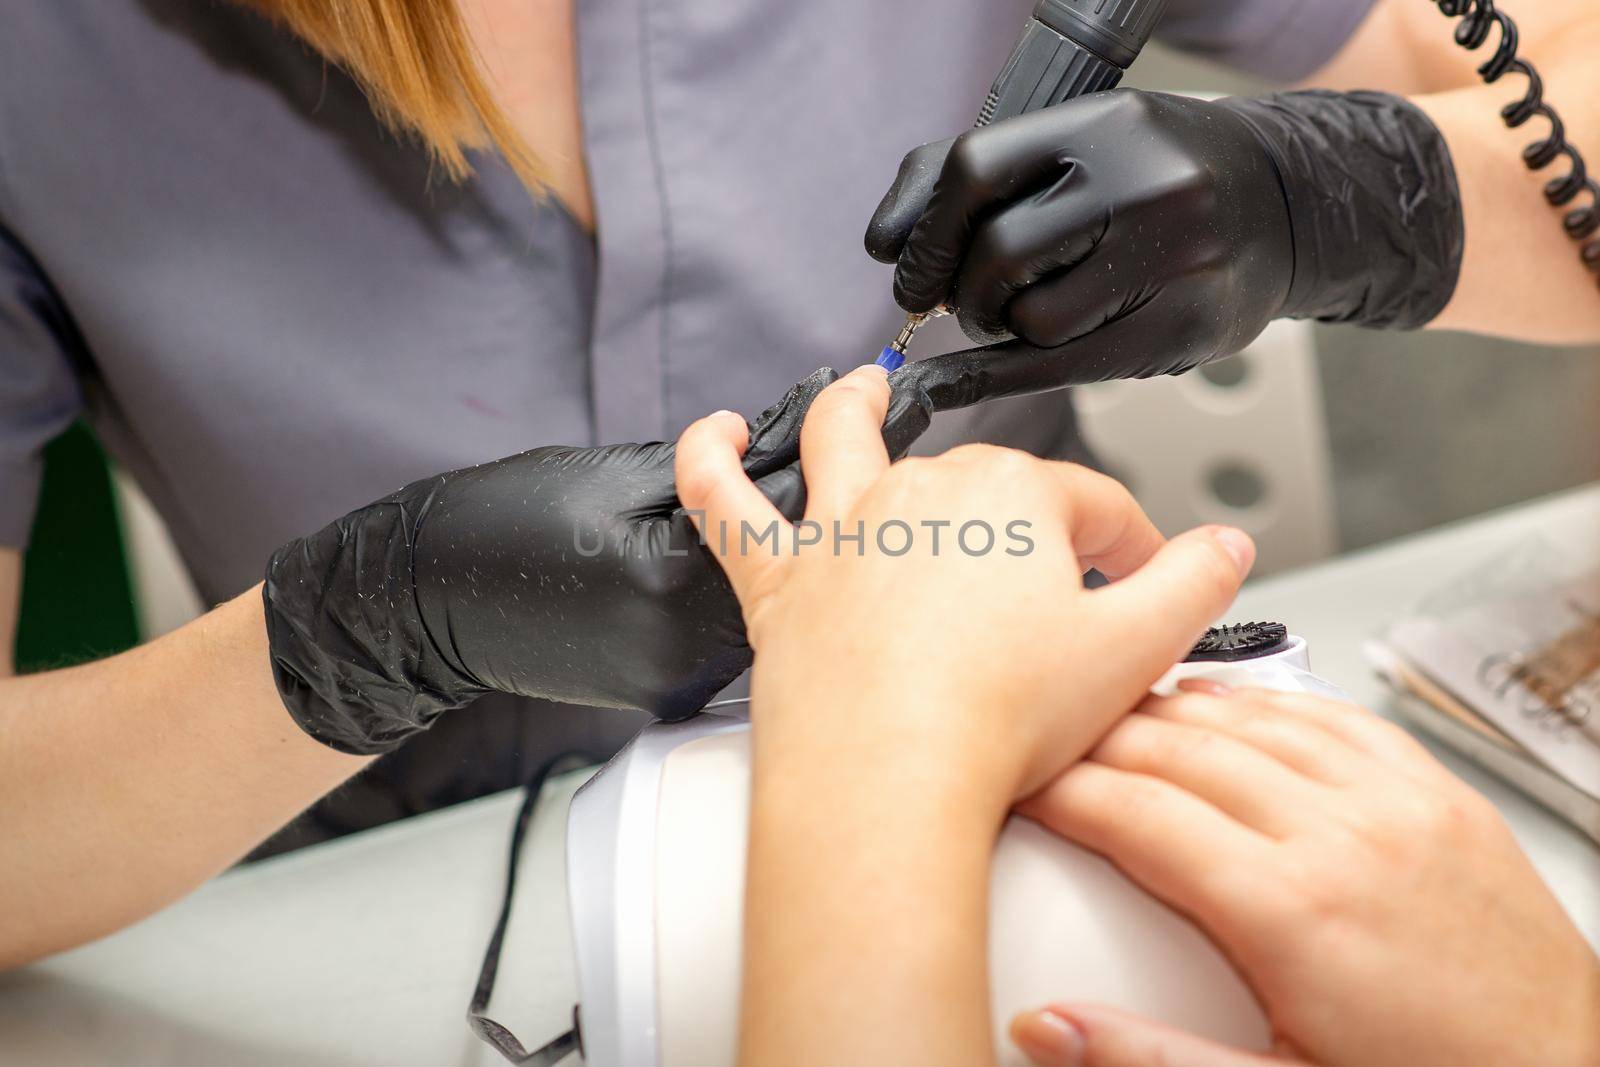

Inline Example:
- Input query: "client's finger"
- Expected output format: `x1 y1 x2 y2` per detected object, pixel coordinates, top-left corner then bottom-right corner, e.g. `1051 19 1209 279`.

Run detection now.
1147 690 1366 786
1084 526 1254 704
1011 1004 1292 1067
1019 762 1266 921
676 409 788 600
1236 689 1451 784
1089 713 1321 837
1043 464 1164 580
799 365 893 522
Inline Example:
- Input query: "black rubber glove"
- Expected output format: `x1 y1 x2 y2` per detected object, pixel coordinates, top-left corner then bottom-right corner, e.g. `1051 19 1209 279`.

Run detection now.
866 89 1464 384
264 368 934 755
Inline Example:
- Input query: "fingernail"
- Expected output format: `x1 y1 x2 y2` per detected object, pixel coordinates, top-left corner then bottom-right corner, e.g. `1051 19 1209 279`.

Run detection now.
1012 1008 1084 1066
1212 526 1255 577
1178 677 1234 697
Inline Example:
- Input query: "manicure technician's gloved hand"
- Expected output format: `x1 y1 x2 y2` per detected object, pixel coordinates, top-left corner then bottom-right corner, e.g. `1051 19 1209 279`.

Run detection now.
866 89 1464 385
263 368 934 755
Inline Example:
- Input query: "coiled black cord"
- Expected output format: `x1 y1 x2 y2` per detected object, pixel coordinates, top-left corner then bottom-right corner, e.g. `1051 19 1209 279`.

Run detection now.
1435 0 1600 284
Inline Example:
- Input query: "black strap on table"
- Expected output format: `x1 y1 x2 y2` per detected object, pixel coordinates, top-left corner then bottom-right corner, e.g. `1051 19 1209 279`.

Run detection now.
467 749 598 1066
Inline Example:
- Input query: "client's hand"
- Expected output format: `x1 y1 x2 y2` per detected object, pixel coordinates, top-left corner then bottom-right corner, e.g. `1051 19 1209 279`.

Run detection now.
676 365 1256 799
1011 683 1600 1067
676 365 1256 1067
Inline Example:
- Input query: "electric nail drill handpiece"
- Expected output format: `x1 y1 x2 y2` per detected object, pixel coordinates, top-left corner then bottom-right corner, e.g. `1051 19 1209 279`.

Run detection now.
877 0 1172 371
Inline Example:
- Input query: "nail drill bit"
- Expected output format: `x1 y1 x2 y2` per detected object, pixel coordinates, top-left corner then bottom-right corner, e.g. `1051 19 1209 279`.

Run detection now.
873 308 948 372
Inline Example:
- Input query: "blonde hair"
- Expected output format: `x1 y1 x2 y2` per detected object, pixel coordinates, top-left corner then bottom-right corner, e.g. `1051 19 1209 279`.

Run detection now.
245 0 546 192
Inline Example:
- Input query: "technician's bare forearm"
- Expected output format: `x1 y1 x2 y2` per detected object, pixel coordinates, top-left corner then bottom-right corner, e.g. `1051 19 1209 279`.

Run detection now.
1318 1 1600 342
0 588 367 969
1419 24 1600 342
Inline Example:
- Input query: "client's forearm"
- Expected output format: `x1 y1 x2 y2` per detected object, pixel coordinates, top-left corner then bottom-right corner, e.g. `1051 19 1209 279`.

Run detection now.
738 718 1009 1067
0 587 368 968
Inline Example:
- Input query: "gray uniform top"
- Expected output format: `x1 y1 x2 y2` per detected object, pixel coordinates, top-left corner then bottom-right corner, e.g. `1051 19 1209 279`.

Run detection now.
0 0 1374 849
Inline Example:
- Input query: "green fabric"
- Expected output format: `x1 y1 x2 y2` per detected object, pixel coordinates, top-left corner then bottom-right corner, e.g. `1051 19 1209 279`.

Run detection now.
14 423 139 672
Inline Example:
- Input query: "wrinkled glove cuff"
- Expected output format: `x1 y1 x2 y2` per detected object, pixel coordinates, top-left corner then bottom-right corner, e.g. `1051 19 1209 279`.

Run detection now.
1224 90 1464 330
262 478 485 755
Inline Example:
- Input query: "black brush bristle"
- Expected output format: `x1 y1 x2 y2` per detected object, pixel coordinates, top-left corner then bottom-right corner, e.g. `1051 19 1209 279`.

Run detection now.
1186 622 1289 663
